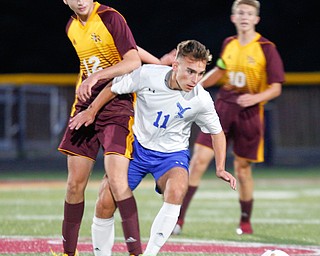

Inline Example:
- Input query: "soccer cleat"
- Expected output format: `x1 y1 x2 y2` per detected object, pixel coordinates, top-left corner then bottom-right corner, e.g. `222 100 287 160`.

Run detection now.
50 248 62 256
171 223 182 235
236 221 253 235
50 248 79 256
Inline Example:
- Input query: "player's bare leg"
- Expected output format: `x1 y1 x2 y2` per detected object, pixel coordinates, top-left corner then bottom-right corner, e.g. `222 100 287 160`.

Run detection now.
63 155 94 256
92 176 116 256
173 144 214 235
234 156 254 235
144 167 188 255
92 154 142 256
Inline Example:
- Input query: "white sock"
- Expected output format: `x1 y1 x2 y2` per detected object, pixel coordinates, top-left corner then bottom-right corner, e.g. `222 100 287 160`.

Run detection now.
143 202 181 256
91 216 115 256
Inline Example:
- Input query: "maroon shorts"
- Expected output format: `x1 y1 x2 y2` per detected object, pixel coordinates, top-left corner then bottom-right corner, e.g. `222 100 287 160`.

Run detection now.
195 88 265 163
58 114 134 161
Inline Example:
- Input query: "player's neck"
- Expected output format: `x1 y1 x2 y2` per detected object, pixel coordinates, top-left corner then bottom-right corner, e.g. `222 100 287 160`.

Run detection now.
166 70 182 90
77 14 89 25
238 31 257 46
170 76 182 91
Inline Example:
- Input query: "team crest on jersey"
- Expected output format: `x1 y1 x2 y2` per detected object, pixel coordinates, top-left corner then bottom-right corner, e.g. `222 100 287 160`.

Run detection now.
175 102 191 118
91 33 102 43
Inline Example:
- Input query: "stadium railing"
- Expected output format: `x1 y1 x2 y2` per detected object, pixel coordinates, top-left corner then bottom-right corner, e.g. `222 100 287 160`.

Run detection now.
0 72 319 165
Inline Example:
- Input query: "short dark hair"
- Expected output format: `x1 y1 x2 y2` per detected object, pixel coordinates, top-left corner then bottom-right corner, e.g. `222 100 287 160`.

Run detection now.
176 40 212 65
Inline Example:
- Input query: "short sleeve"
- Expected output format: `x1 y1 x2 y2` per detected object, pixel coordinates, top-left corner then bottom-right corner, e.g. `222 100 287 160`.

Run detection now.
195 88 222 134
111 66 142 94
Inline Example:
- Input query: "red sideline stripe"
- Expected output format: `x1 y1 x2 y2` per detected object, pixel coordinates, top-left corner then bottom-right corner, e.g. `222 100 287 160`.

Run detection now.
0 238 318 255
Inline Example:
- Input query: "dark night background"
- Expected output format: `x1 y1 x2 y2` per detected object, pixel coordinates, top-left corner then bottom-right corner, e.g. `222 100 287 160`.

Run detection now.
1 0 319 74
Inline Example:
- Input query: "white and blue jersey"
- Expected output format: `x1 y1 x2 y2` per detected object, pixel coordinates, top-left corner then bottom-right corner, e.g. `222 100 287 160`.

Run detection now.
111 64 222 192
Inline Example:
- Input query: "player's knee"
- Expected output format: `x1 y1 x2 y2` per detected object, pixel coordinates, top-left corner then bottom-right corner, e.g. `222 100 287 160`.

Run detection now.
235 171 246 183
109 183 125 198
66 180 85 197
164 184 187 204
235 163 252 184
108 179 132 201
190 154 211 172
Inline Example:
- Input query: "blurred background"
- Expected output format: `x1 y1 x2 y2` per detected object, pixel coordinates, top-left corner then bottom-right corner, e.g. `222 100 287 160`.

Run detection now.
0 0 319 170
1 0 320 73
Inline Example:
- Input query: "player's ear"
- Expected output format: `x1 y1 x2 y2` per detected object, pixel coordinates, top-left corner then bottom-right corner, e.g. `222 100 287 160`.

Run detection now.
172 60 179 71
254 15 260 25
230 14 236 24
63 0 68 5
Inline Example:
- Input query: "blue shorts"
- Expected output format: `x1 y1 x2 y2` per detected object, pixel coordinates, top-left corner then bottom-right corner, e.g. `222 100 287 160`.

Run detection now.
128 138 190 193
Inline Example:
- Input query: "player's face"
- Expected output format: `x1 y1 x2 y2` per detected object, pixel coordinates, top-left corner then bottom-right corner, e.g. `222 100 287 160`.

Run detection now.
173 57 207 92
63 0 95 22
231 4 260 32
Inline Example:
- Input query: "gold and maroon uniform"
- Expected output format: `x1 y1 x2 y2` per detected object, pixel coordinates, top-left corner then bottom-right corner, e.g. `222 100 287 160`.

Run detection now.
196 33 284 162
59 2 137 160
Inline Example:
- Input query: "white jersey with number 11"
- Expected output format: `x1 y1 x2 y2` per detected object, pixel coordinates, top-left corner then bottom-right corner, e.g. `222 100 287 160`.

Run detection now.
111 64 222 153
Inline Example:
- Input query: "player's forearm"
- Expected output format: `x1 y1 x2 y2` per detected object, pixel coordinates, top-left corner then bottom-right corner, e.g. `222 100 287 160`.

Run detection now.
200 67 225 88
94 49 141 81
259 83 282 102
137 46 161 64
264 83 282 101
211 131 227 172
88 86 116 116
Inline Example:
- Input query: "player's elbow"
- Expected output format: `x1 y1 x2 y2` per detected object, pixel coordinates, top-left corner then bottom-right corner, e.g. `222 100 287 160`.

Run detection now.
276 85 282 97
123 49 142 72
132 58 142 70
271 83 282 98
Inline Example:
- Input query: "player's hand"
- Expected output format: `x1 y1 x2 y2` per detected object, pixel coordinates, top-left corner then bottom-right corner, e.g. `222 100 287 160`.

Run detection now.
76 75 98 102
69 108 96 130
237 93 258 107
159 49 177 66
216 170 237 190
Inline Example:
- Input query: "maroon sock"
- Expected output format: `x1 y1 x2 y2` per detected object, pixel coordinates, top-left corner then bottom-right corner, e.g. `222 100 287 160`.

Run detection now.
177 186 198 226
62 201 84 256
240 199 253 223
117 196 142 255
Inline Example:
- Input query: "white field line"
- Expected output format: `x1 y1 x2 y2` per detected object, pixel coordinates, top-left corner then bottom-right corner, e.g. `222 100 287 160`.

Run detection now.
2 188 319 199
195 189 320 199
2 214 319 225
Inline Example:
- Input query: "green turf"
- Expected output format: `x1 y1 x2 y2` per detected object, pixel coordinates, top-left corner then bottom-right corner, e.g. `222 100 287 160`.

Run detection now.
0 166 319 255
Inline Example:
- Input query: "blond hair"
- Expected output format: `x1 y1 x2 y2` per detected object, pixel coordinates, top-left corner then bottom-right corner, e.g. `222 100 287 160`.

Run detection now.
176 40 212 65
232 0 260 15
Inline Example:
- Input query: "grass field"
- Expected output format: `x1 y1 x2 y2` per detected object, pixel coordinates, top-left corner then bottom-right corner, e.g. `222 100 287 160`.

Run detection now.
0 165 319 255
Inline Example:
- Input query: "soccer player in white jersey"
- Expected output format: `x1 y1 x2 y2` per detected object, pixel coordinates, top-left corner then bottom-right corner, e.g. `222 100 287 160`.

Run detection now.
69 40 237 256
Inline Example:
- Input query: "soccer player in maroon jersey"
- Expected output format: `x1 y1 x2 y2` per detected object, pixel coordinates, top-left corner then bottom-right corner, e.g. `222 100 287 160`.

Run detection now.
56 1 175 256
173 0 285 236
